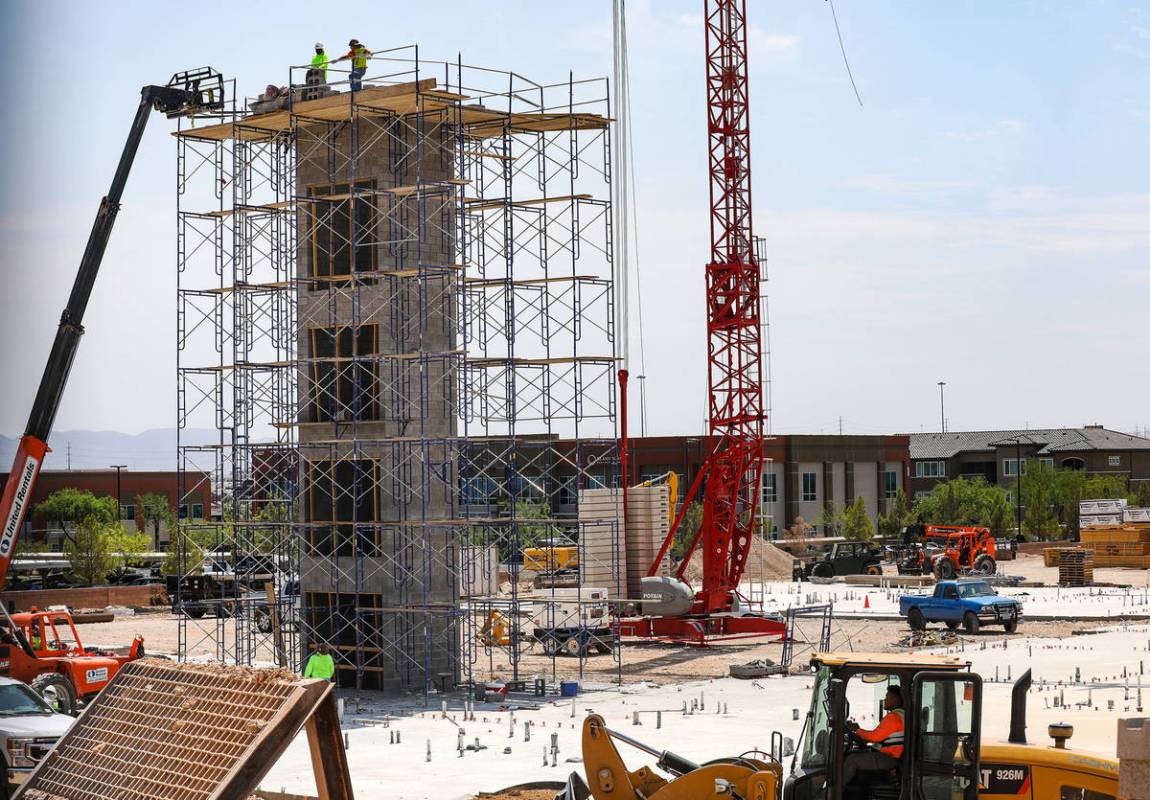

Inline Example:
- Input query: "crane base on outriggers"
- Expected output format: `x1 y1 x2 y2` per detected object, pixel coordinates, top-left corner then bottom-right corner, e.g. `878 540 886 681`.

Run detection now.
617 612 786 645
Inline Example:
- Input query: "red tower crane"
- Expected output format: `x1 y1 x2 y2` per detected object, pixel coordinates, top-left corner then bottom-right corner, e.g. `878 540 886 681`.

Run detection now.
621 0 783 643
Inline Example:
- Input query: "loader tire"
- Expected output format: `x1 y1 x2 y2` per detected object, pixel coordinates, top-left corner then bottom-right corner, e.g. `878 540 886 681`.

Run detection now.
934 557 957 580
31 672 77 716
974 555 996 575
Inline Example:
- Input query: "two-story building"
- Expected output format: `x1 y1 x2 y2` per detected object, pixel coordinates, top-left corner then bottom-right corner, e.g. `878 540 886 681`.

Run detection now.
909 426 1150 499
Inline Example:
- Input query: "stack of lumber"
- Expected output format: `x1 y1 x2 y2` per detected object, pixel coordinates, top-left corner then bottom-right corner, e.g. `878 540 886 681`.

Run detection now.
1058 548 1094 587
1080 524 1150 568
578 488 627 595
1044 547 1081 567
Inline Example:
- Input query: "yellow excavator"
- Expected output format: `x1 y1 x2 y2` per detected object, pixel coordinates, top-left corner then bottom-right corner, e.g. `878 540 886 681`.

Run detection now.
558 652 1119 800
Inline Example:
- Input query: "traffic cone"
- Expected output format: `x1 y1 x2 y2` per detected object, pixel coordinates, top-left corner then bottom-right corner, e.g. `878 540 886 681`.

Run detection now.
863 594 871 609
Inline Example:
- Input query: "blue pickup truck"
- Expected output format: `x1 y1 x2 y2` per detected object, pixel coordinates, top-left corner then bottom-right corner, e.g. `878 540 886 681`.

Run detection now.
899 579 1022 634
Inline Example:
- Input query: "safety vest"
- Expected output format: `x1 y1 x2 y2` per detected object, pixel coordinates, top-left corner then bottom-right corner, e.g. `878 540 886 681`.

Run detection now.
350 46 369 69
878 708 905 758
311 53 329 74
304 652 335 681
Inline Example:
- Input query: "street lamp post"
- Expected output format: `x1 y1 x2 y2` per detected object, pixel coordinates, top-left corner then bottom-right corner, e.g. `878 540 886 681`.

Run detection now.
110 464 127 524
937 382 946 433
637 374 647 437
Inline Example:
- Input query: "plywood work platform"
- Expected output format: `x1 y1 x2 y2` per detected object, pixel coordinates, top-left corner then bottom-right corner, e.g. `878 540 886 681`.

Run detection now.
175 78 607 143
20 659 351 800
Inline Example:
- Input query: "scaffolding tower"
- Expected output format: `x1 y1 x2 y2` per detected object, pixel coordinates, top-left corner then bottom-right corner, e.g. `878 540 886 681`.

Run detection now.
175 47 621 693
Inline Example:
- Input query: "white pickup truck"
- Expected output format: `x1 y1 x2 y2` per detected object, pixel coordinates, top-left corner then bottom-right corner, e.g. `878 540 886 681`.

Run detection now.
0 677 75 797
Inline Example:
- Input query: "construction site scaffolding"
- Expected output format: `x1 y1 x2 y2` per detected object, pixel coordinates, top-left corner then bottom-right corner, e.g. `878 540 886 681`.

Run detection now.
175 46 622 694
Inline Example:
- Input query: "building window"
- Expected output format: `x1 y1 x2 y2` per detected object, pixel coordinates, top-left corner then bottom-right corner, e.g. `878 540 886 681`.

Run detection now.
914 490 931 501
307 324 380 422
120 504 136 521
192 503 204 519
462 476 498 505
1038 457 1053 468
1108 455 1121 467
762 473 778 504
1003 459 1031 477
801 472 817 502
558 477 577 506
178 504 188 519
883 470 898 500
914 461 946 478
307 181 377 279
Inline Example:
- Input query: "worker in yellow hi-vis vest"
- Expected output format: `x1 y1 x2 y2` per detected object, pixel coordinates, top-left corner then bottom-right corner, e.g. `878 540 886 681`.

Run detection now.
303 642 336 682
335 39 372 91
310 42 329 83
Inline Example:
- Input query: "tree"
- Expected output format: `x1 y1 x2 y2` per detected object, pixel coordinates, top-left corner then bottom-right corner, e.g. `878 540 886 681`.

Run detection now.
985 489 1013 539
1132 481 1150 509
107 528 151 573
817 501 845 537
36 489 117 539
877 489 911 539
913 477 1007 527
784 516 813 552
842 496 874 541
1018 459 1061 540
137 493 174 551
65 519 117 585
671 502 704 562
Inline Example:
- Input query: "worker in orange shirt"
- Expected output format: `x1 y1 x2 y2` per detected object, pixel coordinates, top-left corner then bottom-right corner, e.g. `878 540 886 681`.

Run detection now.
842 684 905 785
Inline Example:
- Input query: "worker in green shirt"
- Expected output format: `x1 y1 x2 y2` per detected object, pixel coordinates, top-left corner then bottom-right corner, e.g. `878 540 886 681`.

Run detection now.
310 42 329 83
303 642 336 681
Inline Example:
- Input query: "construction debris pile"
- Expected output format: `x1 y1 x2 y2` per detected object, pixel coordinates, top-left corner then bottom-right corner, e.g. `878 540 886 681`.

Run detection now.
684 539 795 583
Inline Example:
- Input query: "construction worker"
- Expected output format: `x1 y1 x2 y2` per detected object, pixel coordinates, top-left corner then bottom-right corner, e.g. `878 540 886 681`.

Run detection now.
303 642 336 682
842 684 905 785
335 39 372 91
310 42 329 83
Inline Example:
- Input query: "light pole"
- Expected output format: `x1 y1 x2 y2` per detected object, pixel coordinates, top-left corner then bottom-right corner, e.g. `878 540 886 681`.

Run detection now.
937 381 947 433
637 374 648 436
110 464 127 524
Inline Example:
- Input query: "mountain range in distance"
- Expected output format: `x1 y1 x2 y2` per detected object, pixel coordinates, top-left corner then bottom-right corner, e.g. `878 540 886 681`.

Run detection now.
0 428 220 472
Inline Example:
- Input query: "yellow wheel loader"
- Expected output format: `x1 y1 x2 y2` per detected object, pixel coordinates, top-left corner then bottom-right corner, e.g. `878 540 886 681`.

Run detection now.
558 652 1118 800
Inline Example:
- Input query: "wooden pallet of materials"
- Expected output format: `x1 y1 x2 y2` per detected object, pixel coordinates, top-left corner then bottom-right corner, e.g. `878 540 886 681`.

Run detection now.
1081 527 1150 544
1058 549 1094 586
1091 553 1150 569
1044 547 1082 567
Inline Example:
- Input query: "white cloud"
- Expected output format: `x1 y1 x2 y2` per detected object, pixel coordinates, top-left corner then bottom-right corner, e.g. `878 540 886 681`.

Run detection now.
748 29 801 56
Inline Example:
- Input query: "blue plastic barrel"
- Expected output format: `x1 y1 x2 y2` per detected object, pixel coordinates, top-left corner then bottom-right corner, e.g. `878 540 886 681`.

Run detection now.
560 680 579 697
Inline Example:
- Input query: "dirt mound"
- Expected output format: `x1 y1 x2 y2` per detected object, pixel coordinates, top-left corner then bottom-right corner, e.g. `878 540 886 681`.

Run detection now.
681 537 796 583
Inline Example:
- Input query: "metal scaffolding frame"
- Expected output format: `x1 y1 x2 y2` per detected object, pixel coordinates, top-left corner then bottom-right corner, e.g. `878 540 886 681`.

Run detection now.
175 47 621 693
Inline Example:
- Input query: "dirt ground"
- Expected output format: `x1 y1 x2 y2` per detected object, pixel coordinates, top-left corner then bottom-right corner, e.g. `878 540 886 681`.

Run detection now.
78 556 1134 682
996 551 1150 585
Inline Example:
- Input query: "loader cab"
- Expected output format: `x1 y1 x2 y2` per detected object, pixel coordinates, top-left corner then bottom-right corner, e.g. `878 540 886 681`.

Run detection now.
785 653 982 800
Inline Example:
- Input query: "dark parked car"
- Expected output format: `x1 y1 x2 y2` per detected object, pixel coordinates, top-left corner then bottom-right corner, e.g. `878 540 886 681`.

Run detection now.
799 541 884 580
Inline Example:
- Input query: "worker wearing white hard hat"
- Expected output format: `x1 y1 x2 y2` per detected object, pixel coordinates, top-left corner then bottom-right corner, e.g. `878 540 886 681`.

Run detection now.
311 42 329 83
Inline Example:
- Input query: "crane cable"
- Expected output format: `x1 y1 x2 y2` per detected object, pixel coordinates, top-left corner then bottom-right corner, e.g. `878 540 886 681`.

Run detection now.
614 0 649 434
612 0 630 376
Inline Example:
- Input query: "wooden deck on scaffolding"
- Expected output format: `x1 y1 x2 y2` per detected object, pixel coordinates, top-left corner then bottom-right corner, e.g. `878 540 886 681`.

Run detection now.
175 77 608 142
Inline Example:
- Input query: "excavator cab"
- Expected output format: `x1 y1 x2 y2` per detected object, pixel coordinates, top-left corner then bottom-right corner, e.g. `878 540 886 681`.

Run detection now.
786 653 982 800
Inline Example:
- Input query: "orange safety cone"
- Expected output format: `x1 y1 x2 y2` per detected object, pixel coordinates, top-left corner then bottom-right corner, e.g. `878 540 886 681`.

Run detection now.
863 594 871 609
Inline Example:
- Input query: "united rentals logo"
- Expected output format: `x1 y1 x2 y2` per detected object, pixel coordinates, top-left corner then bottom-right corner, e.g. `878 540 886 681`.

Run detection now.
0 455 39 558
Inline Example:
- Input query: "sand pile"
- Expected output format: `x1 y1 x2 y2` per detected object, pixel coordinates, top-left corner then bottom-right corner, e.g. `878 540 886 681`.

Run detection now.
681 537 796 583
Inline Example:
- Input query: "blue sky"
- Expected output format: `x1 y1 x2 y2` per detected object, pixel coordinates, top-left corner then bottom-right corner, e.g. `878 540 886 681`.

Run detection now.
1 1 1148 440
